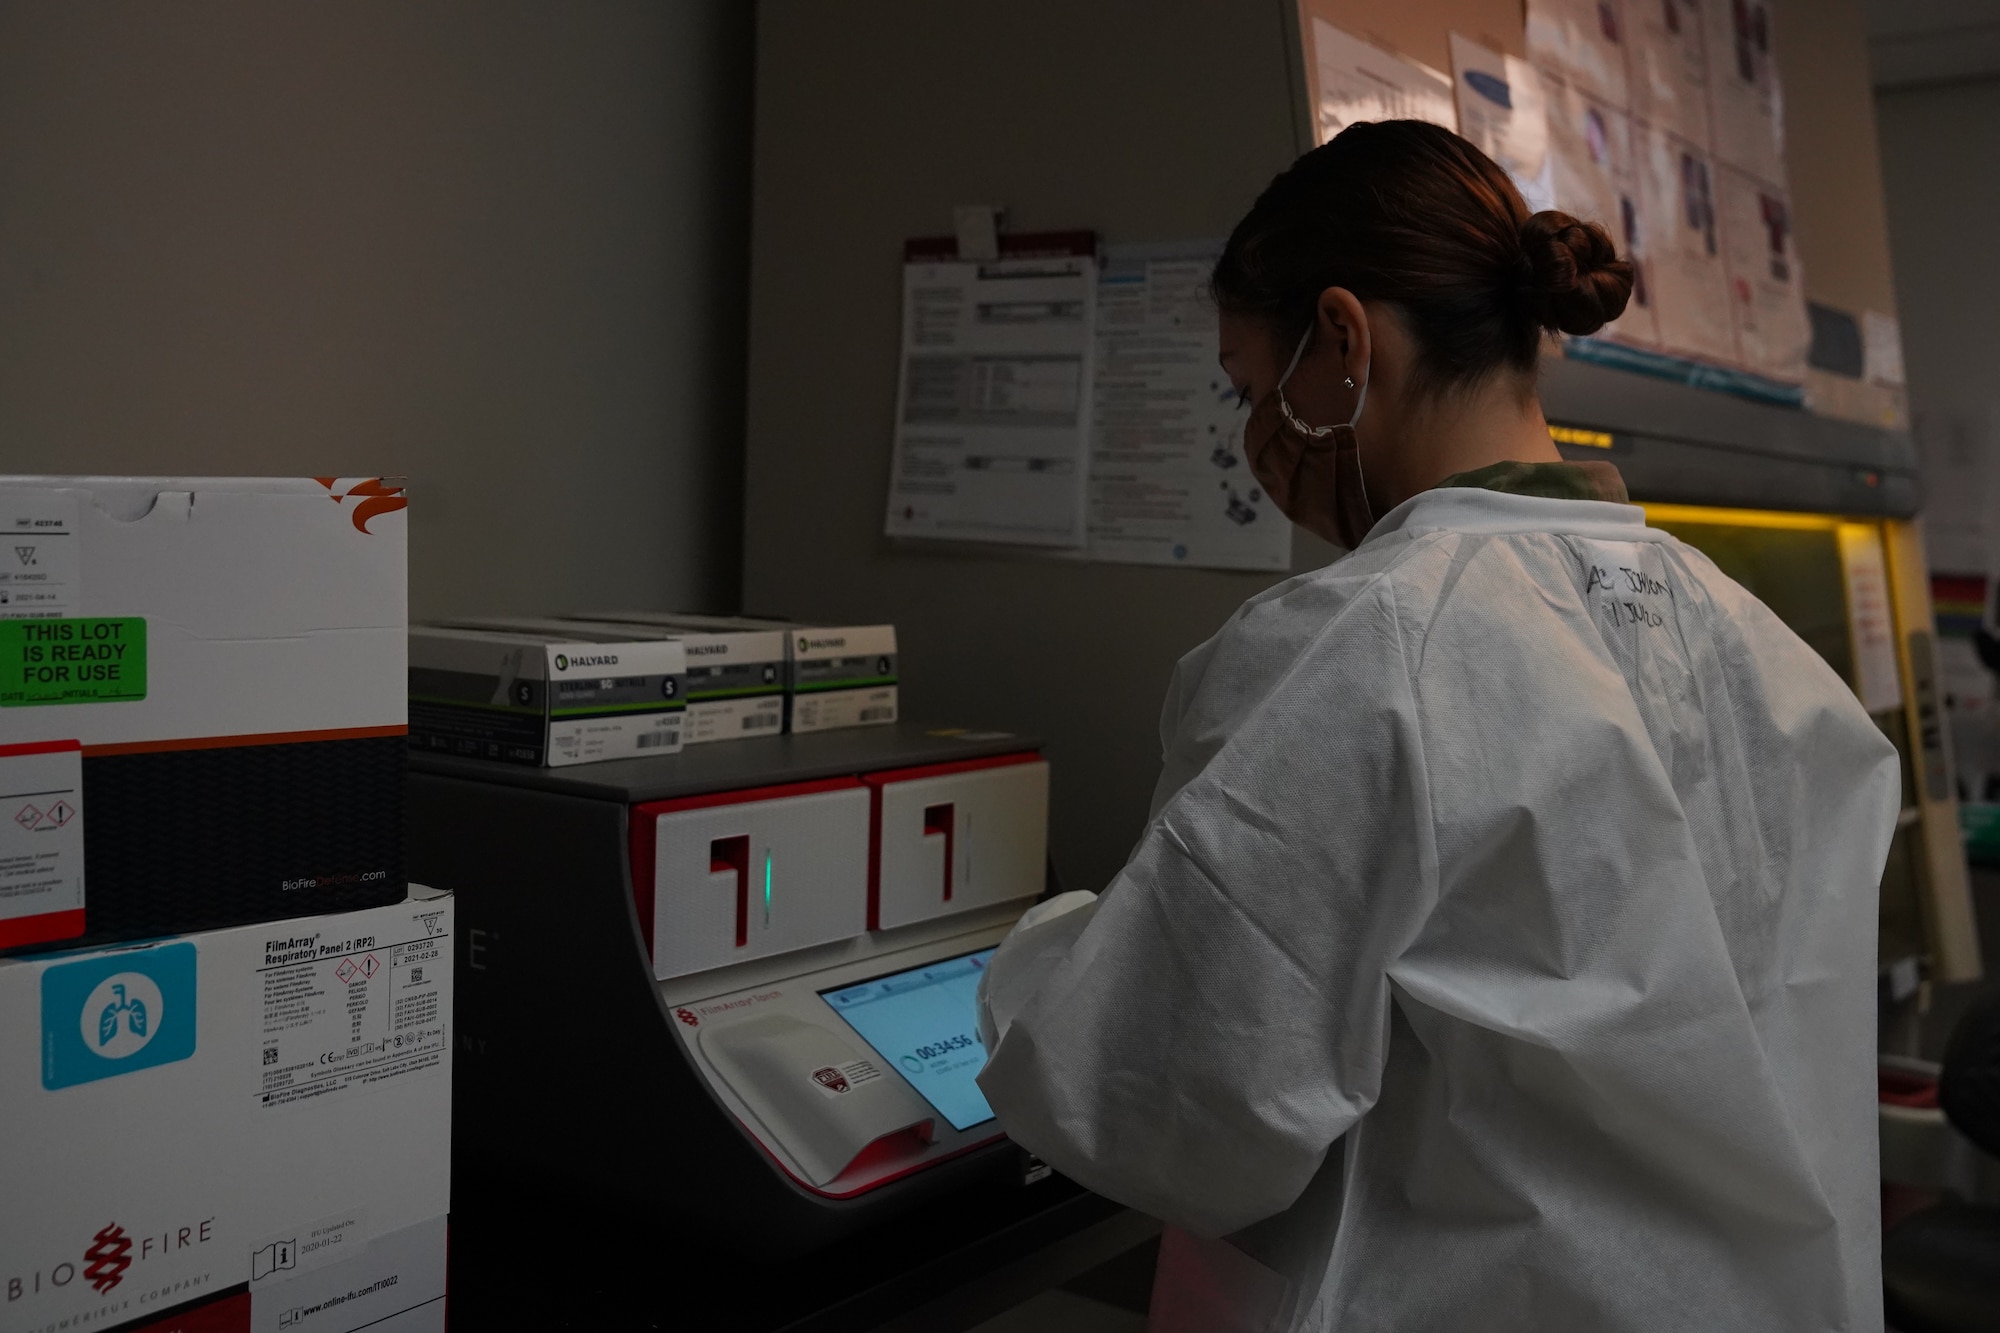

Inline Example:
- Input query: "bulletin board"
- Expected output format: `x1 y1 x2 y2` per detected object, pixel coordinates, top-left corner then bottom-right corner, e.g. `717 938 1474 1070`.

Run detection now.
1294 0 1818 406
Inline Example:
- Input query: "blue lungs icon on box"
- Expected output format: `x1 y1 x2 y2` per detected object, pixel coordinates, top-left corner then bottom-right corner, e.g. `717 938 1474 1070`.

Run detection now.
42 942 197 1089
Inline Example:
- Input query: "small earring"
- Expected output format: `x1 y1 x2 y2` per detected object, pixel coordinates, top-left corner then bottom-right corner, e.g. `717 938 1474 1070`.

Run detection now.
1343 376 1356 389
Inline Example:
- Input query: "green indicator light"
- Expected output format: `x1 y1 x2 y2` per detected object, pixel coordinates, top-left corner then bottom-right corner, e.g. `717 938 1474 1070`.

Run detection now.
764 852 773 926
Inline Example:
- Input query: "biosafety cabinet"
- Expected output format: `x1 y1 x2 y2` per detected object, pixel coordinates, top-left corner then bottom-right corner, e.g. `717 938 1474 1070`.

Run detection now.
408 725 1058 1255
1540 355 1984 1013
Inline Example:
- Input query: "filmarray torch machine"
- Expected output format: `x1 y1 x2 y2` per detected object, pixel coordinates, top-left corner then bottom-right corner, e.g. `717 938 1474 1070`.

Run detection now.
409 724 1065 1258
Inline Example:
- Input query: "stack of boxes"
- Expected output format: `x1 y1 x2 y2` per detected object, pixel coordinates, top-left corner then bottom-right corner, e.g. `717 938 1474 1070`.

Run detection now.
0 478 451 1333
409 610 898 766
589 613 900 738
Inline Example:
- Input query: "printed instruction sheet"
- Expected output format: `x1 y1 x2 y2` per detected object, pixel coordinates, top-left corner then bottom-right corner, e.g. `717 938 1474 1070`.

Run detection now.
1450 35 1555 213
1086 243 1290 572
1716 166 1809 381
886 243 1097 547
1309 19 1457 144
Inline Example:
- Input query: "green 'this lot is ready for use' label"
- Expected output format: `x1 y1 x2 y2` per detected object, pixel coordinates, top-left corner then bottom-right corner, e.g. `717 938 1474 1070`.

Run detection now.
0 617 147 706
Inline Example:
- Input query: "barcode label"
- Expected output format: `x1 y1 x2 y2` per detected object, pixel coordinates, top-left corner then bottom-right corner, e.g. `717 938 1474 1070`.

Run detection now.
741 713 780 731
858 707 894 722
635 730 677 749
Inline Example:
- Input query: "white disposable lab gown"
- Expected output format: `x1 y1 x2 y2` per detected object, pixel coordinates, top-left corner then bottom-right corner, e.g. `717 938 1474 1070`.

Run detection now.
976 486 1899 1332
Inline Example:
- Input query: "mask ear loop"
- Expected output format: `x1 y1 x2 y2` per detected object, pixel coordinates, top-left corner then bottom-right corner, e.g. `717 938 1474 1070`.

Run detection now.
1277 328 1376 528
1342 368 1373 526
1276 329 1334 440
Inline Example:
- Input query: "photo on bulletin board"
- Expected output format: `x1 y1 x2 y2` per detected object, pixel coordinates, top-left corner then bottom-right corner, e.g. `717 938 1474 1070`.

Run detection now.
1716 165 1809 383
1633 124 1740 366
1625 0 1710 148
1524 0 1629 110
1701 0 1786 184
1544 78 1657 348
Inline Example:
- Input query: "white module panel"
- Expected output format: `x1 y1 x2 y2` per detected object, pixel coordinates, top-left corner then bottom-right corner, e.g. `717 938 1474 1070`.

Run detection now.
650 785 870 980
872 759 1049 931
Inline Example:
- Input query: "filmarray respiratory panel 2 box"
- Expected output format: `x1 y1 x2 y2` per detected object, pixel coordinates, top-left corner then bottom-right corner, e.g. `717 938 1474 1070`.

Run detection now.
0 890 452 1333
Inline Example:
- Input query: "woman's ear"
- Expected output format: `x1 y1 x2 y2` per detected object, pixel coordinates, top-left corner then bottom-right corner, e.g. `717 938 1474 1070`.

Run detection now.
1313 287 1372 385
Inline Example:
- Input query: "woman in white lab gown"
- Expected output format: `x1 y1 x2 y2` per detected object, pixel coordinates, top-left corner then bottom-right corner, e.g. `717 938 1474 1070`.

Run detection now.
974 120 1899 1332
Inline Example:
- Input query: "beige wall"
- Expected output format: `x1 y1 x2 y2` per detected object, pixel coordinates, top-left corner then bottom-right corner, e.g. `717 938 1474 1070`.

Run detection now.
0 2 752 620
1776 0 1900 319
1877 79 2000 423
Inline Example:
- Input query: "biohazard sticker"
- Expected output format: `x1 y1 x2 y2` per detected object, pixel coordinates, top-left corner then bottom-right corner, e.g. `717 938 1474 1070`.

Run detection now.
0 739 85 950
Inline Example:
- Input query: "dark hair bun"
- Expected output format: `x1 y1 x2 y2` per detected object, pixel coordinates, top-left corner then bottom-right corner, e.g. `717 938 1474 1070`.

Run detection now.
1519 211 1634 336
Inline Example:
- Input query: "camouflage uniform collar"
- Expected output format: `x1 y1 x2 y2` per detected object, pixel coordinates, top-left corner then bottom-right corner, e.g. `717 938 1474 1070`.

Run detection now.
1436 459 1629 504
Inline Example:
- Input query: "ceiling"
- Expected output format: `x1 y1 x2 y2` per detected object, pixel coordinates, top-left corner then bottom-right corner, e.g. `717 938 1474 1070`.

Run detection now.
1866 0 2000 89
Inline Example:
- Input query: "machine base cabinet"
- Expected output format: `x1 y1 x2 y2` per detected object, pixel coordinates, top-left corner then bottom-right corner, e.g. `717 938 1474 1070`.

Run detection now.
409 725 1055 1261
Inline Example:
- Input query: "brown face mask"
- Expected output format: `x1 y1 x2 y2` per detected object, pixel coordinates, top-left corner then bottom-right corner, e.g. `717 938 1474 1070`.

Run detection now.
1241 329 1375 550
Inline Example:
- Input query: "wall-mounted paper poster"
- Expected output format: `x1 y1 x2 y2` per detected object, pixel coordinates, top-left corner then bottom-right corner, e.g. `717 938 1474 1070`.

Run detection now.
886 237 1097 547
1525 0 1630 110
1450 34 1556 213
1086 243 1291 572
1626 0 1710 147
1545 77 1659 347
1309 19 1457 144
1634 123 1740 364
1864 310 1906 388
1716 166 1809 382
1837 522 1905 716
1702 0 1786 183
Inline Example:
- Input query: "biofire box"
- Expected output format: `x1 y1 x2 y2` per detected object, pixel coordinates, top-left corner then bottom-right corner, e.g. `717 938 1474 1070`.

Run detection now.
0 478 408 955
0 890 452 1333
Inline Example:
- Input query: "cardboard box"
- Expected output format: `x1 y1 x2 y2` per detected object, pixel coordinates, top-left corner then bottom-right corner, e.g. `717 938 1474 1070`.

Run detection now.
540 614 787 744
787 623 898 733
0 478 408 955
409 625 686 766
103 1215 447 1333
0 891 452 1333
582 613 898 735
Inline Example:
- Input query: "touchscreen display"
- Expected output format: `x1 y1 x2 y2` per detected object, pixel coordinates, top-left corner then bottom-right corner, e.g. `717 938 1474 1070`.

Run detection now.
820 948 997 1132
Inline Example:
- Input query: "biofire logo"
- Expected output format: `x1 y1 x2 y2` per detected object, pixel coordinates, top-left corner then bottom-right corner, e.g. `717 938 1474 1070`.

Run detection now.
84 1224 130 1293
313 477 408 534
7 1216 216 1302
